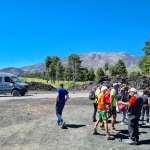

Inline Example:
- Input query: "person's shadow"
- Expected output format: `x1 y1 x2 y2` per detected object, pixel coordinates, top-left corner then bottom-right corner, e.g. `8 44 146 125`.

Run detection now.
139 139 150 145
114 129 129 141
115 129 149 145
62 124 86 129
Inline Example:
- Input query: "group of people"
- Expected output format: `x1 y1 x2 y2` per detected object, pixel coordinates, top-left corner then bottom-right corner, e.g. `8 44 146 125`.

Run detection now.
54 83 150 145
92 82 150 144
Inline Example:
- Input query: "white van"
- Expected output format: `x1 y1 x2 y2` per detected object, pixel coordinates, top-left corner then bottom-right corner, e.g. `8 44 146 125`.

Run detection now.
0 72 28 96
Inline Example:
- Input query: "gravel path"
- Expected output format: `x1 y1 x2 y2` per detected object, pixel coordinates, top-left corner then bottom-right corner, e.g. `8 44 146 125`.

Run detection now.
0 93 149 150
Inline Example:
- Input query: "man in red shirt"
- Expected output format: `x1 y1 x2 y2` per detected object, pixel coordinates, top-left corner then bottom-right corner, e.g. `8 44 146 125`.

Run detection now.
118 87 143 145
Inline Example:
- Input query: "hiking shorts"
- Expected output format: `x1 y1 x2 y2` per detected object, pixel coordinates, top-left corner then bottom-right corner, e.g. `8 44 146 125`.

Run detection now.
97 110 107 120
108 106 117 118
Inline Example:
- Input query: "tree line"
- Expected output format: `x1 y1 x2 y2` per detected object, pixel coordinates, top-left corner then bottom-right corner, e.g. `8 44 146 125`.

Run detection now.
23 39 150 83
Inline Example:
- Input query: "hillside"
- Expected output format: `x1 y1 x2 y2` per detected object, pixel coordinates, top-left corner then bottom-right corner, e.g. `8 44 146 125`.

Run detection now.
0 52 141 75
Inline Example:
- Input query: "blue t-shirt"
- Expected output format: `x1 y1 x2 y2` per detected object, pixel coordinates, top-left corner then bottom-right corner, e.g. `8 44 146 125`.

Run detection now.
57 87 68 104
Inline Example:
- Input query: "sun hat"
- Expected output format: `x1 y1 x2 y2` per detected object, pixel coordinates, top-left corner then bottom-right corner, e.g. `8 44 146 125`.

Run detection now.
101 86 107 92
130 87 137 93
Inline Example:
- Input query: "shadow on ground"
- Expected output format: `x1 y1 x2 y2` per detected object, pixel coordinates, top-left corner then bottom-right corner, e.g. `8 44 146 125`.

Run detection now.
139 139 150 145
62 124 86 129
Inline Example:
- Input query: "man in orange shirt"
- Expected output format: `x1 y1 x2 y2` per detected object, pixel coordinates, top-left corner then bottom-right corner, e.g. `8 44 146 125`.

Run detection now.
118 88 143 145
93 86 111 140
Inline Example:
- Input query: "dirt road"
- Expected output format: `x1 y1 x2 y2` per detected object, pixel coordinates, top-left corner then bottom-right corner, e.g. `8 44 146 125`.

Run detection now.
0 93 149 150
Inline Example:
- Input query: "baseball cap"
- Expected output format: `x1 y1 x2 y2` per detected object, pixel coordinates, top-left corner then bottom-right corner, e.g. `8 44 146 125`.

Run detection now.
113 83 119 87
130 87 137 93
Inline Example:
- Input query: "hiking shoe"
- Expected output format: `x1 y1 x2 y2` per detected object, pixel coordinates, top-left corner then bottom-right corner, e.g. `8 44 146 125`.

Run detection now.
106 133 114 140
93 119 97 122
57 121 62 126
106 133 110 140
111 127 118 133
61 122 66 129
92 128 98 135
135 139 139 145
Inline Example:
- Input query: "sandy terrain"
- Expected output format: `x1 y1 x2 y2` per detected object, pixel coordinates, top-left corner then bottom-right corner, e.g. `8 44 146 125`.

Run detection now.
0 92 149 150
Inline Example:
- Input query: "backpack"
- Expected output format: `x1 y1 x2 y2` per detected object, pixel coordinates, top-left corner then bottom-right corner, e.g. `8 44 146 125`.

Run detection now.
89 88 96 100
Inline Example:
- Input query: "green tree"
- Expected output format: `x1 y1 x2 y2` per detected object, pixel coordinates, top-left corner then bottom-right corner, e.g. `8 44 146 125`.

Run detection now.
80 67 89 81
109 60 127 76
109 65 117 76
49 63 55 83
56 61 64 82
49 56 61 83
142 39 150 55
88 68 95 81
139 39 150 75
66 54 82 82
96 67 104 81
64 66 72 81
45 56 52 82
103 63 109 75
130 71 141 77
115 60 127 76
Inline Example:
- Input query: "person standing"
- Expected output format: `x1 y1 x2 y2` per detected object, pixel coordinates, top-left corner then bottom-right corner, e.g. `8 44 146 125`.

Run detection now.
117 86 129 124
109 83 119 132
141 89 150 125
93 86 111 139
55 83 69 128
118 88 143 145
92 83 103 122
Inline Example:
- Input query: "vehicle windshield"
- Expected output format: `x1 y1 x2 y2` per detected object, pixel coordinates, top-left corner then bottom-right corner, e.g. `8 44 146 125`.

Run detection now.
11 76 22 83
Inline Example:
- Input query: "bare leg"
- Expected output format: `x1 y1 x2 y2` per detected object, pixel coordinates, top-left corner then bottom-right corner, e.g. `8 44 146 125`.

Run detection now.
111 117 116 127
103 120 108 133
94 118 101 129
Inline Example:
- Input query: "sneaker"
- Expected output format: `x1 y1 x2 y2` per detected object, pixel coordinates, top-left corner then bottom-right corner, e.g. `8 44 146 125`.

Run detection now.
93 128 98 135
120 122 125 125
61 122 66 129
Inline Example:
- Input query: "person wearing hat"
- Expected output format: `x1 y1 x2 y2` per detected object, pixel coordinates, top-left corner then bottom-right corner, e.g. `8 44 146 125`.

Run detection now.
93 86 112 140
118 87 143 145
109 82 119 133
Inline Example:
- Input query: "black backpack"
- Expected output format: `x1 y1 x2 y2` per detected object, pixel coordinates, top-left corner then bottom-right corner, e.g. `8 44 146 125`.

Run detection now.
89 88 96 100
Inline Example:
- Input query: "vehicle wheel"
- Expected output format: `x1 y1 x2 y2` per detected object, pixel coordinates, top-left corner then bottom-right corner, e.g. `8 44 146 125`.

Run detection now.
12 90 20 96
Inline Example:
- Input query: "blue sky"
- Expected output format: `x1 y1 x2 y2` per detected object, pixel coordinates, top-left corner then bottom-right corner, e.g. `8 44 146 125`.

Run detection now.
0 0 150 68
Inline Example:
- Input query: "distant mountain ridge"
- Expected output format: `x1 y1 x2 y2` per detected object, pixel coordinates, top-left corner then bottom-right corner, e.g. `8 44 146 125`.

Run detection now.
0 52 141 75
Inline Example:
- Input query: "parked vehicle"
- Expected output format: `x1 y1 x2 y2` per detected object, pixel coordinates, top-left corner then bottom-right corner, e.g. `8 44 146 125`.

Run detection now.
0 72 28 96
